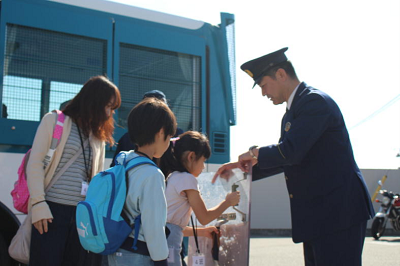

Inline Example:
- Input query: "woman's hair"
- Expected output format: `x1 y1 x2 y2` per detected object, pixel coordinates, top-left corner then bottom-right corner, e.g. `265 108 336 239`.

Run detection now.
160 131 211 177
127 97 177 147
63 75 121 145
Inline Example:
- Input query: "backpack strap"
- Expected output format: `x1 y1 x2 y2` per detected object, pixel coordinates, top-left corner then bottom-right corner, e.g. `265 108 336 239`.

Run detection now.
51 110 65 148
124 156 158 250
43 110 65 168
132 214 142 250
114 151 129 167
125 156 157 171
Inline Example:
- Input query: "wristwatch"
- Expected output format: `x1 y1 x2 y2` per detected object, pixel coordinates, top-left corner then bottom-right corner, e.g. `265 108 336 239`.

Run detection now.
249 145 258 159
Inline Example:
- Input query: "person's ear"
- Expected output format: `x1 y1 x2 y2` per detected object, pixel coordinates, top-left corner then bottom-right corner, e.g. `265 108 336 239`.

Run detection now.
156 128 165 141
276 68 287 81
187 151 196 163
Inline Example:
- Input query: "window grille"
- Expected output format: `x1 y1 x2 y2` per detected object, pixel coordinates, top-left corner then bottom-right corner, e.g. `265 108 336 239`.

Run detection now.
2 24 107 121
118 43 201 132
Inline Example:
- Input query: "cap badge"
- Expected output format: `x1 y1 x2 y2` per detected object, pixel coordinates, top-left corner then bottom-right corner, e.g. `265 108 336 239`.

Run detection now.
244 69 253 78
285 122 291 132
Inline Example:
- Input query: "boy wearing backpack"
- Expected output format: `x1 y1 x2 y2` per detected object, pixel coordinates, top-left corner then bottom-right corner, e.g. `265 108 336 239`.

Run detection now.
107 97 177 266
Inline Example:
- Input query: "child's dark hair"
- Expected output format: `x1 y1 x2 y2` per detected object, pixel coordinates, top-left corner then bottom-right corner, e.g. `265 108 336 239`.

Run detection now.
160 131 211 177
128 97 176 147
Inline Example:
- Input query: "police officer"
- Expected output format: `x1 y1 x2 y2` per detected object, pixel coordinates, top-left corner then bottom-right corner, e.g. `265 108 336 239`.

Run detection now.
212 48 375 266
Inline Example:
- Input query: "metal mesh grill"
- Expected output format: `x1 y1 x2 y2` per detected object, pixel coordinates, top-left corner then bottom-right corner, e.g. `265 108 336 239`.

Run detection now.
2 24 107 121
118 43 201 131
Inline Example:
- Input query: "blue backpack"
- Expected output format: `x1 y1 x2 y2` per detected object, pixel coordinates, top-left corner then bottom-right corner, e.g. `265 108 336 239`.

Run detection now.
76 153 157 255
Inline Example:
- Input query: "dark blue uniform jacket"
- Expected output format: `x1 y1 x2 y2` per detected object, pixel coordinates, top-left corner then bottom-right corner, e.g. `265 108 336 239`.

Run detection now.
253 82 375 243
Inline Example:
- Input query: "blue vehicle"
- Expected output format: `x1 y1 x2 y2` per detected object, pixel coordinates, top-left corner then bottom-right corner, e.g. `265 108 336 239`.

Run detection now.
0 0 236 264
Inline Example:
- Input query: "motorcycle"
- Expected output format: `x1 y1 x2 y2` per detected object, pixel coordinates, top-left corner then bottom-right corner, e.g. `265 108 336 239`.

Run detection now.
371 180 400 240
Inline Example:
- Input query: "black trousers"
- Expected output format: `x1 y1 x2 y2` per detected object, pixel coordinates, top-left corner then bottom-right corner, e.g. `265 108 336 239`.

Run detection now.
303 220 367 266
30 201 102 266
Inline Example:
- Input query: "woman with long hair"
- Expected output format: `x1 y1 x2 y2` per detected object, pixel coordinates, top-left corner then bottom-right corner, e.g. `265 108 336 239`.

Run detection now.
27 76 121 266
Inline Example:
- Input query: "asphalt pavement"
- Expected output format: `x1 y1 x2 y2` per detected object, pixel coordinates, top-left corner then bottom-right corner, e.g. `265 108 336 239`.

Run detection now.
249 236 400 265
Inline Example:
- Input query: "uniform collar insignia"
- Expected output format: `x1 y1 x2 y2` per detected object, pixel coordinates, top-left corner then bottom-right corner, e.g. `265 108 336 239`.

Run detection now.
285 122 291 132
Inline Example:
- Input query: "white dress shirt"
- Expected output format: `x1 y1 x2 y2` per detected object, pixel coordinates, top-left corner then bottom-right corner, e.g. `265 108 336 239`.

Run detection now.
287 82 301 110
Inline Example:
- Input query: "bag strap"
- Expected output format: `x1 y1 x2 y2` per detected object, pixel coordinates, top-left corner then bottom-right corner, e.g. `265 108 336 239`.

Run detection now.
191 215 200 254
132 214 142 250
50 110 65 148
123 155 158 250
43 110 65 169
44 139 88 192
125 155 157 170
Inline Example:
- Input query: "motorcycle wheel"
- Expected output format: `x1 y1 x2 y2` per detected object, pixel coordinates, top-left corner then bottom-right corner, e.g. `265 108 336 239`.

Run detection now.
371 217 386 240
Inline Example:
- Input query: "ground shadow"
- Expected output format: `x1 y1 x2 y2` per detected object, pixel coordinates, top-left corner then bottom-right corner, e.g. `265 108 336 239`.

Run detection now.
374 238 400 243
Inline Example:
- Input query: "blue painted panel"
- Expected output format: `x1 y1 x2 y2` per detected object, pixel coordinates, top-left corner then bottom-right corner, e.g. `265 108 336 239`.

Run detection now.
0 17 6 116
3 0 112 40
0 118 38 146
195 24 233 163
114 19 205 57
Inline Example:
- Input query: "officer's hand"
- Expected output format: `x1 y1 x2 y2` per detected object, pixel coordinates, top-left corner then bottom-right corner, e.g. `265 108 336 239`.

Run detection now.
211 162 240 184
238 151 258 172
33 218 53 234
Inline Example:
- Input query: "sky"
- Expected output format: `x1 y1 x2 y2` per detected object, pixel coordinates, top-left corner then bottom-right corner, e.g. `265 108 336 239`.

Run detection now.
111 0 400 169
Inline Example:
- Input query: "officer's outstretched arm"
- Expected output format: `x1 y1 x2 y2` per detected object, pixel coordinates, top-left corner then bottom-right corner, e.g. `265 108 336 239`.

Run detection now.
211 162 240 184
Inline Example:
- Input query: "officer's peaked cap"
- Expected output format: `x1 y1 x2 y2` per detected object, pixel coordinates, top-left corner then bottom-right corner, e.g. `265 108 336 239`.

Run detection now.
240 47 289 88
143 90 167 103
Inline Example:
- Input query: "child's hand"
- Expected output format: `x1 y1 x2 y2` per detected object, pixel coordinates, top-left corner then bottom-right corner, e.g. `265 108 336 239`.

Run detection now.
225 191 240 206
198 226 219 239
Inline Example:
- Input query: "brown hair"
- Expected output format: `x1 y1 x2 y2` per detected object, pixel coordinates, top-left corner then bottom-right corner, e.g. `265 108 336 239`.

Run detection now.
63 76 121 145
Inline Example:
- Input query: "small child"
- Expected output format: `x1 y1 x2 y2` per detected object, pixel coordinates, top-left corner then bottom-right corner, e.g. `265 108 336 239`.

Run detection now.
108 97 177 266
161 131 240 266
